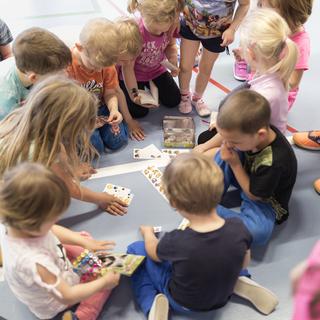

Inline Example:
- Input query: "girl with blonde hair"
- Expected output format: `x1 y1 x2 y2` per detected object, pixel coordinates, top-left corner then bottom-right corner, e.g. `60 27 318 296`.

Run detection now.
0 75 127 216
195 8 298 155
119 0 182 119
0 163 120 320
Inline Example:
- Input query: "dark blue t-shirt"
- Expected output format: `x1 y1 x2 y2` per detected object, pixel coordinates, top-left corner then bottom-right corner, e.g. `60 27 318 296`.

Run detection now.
157 218 251 311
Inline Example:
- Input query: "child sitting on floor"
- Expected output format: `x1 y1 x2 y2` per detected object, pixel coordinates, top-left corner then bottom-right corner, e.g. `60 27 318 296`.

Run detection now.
0 27 71 119
214 89 297 245
0 163 120 320
127 153 278 319
67 18 128 154
119 0 182 119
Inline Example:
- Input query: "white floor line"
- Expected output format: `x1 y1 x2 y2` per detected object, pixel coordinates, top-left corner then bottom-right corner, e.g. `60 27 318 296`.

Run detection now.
90 158 171 180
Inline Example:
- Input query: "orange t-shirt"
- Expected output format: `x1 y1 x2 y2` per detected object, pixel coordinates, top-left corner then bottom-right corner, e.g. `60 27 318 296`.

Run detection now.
67 48 118 103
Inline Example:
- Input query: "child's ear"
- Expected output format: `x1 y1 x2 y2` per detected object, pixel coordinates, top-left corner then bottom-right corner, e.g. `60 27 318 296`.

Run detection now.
75 42 83 52
257 127 268 139
27 72 38 83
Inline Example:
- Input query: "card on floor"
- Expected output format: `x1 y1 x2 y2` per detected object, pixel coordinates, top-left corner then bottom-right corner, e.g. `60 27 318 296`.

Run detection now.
161 148 190 159
133 144 162 160
142 166 167 201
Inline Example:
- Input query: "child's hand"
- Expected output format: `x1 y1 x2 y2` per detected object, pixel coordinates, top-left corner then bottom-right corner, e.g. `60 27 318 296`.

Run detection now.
128 119 145 141
140 225 154 237
220 141 241 167
102 271 121 290
75 162 97 181
108 110 123 125
95 116 106 129
97 192 128 216
168 58 180 77
221 27 235 47
84 239 116 252
192 144 207 154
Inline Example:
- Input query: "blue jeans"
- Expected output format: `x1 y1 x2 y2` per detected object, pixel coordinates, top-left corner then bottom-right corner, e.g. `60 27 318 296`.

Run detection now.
127 241 193 317
90 106 128 153
215 150 276 246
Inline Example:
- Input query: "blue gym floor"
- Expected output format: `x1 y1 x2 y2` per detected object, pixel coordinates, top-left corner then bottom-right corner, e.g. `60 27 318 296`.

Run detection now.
0 0 319 319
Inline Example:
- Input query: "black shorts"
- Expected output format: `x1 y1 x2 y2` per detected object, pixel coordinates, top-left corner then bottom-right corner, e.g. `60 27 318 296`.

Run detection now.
179 19 226 54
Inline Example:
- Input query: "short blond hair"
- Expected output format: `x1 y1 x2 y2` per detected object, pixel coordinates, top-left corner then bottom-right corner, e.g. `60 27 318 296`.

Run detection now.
128 0 181 24
0 163 70 231
240 8 298 89
162 153 224 214
115 17 142 57
79 18 121 67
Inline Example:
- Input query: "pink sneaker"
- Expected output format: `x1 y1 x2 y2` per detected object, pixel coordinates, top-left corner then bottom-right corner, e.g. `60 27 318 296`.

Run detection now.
233 59 248 81
192 98 211 117
179 94 192 114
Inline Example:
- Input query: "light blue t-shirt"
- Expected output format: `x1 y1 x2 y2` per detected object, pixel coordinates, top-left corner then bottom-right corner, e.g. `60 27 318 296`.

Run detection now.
0 57 30 120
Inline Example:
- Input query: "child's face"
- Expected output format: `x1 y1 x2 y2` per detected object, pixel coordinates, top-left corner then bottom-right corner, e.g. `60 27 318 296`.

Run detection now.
217 127 262 152
144 20 173 36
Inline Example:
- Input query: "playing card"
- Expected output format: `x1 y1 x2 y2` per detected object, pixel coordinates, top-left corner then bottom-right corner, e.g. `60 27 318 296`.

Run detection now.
104 183 134 205
153 226 162 233
177 218 190 230
133 144 162 160
161 148 190 159
142 166 167 201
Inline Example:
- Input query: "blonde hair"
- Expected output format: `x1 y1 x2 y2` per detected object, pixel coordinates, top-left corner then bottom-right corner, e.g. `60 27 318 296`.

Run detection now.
128 0 182 24
240 8 298 89
259 0 313 32
79 18 121 67
0 75 98 177
0 163 70 231
162 153 224 214
13 27 72 75
115 17 143 58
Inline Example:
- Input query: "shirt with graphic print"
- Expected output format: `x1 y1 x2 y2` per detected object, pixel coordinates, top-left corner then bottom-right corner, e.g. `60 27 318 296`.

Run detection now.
129 17 179 82
67 48 118 103
1 230 79 319
182 0 237 39
244 126 297 224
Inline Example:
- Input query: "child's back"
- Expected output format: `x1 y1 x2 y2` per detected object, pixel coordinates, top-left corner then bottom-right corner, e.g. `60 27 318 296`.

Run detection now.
157 217 251 310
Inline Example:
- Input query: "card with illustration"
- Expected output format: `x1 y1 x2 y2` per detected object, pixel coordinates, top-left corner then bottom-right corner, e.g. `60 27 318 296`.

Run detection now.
142 165 167 201
104 183 134 205
161 148 190 159
177 218 190 230
73 250 145 278
133 144 162 160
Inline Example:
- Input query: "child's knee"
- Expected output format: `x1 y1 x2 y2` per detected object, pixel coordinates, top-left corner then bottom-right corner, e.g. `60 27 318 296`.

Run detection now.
127 241 146 256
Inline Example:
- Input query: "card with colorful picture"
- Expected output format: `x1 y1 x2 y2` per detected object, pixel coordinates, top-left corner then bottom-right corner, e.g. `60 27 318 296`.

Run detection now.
141 166 167 201
133 144 162 160
161 148 190 159
104 183 134 205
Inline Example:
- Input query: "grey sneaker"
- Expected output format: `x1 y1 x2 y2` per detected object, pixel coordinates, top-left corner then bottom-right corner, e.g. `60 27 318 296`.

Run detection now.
148 294 169 320
233 276 279 315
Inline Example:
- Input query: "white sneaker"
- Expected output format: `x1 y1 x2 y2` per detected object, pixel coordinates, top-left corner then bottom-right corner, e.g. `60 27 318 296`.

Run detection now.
233 276 279 315
148 294 169 320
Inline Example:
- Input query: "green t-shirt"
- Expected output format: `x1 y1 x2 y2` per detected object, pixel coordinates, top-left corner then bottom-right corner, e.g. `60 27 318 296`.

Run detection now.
0 57 30 120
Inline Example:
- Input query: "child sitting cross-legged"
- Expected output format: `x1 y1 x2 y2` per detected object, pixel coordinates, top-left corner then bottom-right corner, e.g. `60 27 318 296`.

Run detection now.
0 163 120 320
127 153 279 319
215 89 297 245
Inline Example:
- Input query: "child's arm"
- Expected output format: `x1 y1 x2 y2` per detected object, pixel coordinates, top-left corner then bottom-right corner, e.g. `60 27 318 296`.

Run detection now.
116 85 145 141
103 89 123 125
140 225 161 262
36 263 120 306
51 225 115 252
220 142 261 201
221 0 250 47
194 133 223 153
242 250 251 269
121 60 142 105
164 38 179 77
51 161 128 216
289 70 304 91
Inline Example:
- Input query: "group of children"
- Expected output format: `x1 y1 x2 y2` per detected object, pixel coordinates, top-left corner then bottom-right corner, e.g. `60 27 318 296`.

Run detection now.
0 0 318 319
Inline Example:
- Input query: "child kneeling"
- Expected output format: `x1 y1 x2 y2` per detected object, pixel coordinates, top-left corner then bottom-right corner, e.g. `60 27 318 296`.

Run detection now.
128 153 251 319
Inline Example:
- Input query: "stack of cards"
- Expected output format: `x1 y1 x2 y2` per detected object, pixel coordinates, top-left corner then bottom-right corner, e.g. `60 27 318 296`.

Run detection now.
142 166 167 201
161 148 190 159
133 144 162 160
104 183 134 205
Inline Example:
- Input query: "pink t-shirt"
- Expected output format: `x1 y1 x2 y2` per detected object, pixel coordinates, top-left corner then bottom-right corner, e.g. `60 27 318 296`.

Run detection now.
288 28 310 109
293 241 320 320
1 230 79 319
133 18 176 82
249 73 288 133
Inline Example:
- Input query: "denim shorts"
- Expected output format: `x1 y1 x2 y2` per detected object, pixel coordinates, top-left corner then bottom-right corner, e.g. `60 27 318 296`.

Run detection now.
180 19 226 53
